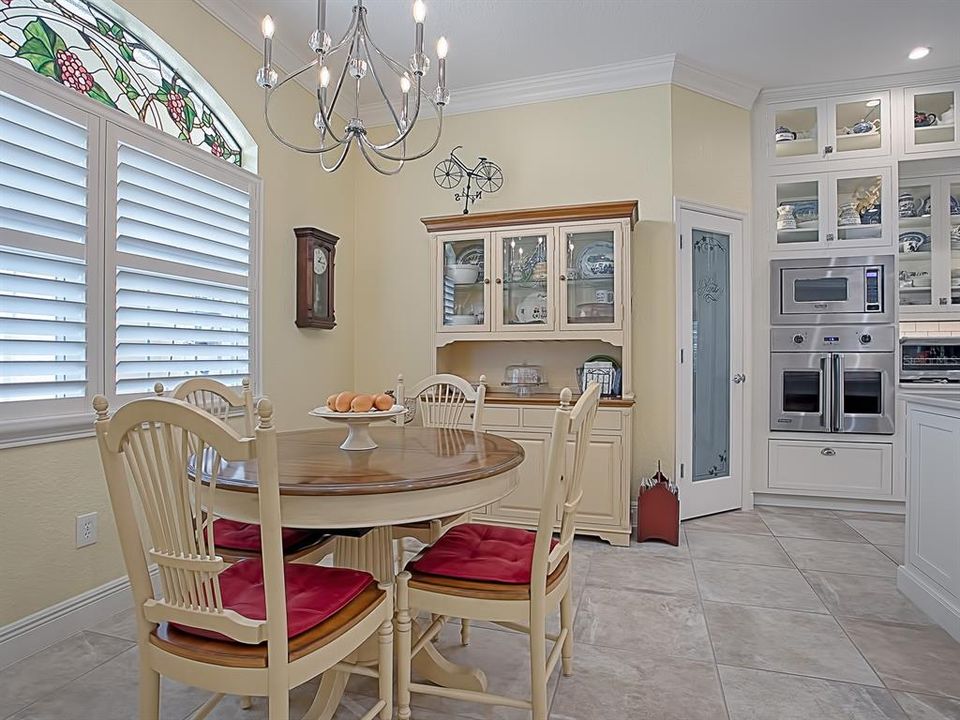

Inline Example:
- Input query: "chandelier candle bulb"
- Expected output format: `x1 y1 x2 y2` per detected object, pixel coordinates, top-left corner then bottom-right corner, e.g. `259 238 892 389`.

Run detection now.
437 36 447 89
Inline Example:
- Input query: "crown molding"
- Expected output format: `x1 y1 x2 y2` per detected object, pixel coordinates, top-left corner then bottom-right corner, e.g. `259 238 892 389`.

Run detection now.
196 0 761 127
761 65 960 104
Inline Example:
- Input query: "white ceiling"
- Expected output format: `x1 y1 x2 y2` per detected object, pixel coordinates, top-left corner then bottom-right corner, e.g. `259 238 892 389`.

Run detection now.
199 0 960 108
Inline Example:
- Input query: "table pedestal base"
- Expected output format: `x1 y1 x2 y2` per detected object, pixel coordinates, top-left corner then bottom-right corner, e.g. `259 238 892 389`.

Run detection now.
306 526 487 720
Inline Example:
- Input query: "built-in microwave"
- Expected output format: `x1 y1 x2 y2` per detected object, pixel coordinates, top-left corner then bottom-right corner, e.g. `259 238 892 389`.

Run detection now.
771 255 895 325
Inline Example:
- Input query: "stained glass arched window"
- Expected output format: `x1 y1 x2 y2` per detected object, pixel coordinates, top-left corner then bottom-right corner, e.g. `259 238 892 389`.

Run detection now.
1 0 244 166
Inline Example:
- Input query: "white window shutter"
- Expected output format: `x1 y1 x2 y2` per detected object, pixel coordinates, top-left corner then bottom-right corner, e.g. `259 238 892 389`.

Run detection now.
112 140 252 396
0 92 92 408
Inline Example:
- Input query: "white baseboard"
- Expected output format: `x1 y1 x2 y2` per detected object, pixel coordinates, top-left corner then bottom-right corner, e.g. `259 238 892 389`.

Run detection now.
0 568 159 671
753 493 905 516
898 565 960 643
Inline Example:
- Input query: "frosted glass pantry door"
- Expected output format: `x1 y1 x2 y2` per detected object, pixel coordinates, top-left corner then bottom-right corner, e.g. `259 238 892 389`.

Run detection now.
677 209 745 520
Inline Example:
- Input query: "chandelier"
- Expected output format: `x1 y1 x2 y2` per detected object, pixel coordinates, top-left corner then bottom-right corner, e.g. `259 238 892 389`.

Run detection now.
256 0 449 175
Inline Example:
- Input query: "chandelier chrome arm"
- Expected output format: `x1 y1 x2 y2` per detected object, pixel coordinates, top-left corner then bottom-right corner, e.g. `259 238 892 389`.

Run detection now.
255 0 449 173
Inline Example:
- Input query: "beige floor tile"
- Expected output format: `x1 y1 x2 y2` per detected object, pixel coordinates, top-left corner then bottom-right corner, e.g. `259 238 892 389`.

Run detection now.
574 586 713 661
804 571 932 625
686 529 792 567
551 643 727 720
844 518 906 546
893 692 960 719
630 530 689 557
0 631 133 718
89 608 138 642
704 602 882 686
779 537 898 577
694 560 827 613
586 550 698 597
719 665 907 719
683 510 772 536
839 618 960 699
761 512 868 542
878 544 906 564
6 646 207 720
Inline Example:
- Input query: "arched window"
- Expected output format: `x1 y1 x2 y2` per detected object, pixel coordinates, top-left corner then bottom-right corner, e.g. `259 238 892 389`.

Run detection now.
1 0 248 166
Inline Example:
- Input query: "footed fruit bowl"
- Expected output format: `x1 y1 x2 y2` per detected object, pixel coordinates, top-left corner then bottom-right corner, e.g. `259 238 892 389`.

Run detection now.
308 405 406 450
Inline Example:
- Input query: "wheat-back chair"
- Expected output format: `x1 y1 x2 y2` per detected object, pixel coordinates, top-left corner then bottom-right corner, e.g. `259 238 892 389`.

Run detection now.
94 394 402 720
397 384 600 720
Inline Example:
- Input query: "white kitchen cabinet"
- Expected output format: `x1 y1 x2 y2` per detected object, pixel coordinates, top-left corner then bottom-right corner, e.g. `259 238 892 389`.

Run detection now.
767 439 894 498
904 83 960 156
898 396 960 642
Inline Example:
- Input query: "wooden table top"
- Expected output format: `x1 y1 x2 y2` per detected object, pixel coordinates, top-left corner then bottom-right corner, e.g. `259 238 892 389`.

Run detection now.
207 427 524 497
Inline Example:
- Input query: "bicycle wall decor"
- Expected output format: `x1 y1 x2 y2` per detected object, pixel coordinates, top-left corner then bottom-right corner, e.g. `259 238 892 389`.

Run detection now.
433 145 504 214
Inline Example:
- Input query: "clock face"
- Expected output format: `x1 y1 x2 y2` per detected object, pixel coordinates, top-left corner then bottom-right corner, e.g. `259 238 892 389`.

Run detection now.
313 247 328 275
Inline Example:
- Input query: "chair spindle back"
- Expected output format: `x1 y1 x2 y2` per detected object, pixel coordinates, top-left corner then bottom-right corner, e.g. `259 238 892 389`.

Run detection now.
395 373 486 431
155 377 255 437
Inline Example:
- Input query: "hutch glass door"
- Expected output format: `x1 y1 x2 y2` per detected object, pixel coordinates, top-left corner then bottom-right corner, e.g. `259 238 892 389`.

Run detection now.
951 179 960 307
561 224 621 329
494 229 555 331
438 232 489 331
898 178 935 310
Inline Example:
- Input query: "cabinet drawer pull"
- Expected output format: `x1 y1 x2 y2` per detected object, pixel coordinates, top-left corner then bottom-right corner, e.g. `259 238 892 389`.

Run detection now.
559 275 567 281
820 447 836 457
495 278 502 285
483 278 490 285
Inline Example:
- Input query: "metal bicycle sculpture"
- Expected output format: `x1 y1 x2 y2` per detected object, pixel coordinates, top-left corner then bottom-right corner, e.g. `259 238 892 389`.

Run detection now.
433 146 504 214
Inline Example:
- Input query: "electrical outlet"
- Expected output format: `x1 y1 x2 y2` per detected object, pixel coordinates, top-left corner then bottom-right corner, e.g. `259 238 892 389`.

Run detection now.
76 512 98 548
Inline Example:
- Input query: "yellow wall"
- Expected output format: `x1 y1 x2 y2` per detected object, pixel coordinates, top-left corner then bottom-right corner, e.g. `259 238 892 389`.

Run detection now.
0 1 751 626
351 86 678 484
0 0 358 625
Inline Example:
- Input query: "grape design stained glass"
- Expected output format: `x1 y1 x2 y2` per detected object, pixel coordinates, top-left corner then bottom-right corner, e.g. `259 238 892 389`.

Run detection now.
1 0 241 165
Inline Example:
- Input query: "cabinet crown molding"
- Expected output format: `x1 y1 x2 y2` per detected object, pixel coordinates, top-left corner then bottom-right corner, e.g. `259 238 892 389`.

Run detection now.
421 200 640 233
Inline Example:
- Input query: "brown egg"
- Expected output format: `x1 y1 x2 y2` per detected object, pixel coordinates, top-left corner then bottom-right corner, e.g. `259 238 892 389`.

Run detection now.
326 394 338 411
335 391 357 413
351 394 374 412
373 393 394 411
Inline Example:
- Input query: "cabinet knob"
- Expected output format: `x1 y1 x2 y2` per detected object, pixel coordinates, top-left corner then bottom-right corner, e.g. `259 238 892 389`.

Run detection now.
483 278 490 285
820 447 836 457
495 278 502 285
559 275 567 281
824 145 834 155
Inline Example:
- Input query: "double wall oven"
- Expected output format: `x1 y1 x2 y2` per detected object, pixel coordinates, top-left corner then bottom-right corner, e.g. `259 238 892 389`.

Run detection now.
770 256 896 435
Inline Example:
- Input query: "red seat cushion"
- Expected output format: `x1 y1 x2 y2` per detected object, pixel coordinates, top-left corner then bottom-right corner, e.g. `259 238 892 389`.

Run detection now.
409 523 556 585
213 518 320 553
173 558 374 641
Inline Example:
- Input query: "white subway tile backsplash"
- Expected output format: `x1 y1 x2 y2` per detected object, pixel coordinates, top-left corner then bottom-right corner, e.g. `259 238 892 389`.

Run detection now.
900 320 960 338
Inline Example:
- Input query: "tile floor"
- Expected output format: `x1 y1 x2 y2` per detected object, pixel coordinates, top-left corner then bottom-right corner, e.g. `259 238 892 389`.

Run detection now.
3 506 960 719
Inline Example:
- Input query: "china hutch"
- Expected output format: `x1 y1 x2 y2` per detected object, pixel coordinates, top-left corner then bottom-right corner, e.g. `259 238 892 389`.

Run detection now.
752 67 960 511
422 201 638 546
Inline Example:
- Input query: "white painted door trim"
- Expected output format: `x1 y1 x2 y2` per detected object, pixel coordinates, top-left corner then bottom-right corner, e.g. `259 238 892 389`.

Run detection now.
674 199 752 518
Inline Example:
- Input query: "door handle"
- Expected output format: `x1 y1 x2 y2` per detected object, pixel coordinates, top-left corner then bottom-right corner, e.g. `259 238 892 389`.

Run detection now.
732 373 746 384
819 356 828 429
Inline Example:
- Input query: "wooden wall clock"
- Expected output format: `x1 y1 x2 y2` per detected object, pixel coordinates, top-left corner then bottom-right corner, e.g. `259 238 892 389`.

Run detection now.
295 226 338 329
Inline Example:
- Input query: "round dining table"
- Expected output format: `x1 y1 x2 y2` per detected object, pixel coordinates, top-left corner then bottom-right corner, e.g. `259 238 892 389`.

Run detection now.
208 424 525 720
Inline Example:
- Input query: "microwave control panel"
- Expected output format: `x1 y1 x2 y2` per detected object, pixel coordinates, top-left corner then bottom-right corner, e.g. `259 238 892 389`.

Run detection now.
864 266 882 312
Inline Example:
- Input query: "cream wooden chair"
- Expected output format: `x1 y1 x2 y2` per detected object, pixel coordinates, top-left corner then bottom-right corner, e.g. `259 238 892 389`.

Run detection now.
155 378 334 566
392 372 487 644
94 394 401 720
397 384 601 720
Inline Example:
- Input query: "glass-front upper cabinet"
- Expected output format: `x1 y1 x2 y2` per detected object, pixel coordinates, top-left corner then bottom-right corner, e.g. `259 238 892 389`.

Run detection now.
828 92 890 160
898 178 935 310
560 223 622 330
899 175 960 314
437 231 490 332
904 84 959 155
493 228 555 332
772 167 891 250
769 100 822 163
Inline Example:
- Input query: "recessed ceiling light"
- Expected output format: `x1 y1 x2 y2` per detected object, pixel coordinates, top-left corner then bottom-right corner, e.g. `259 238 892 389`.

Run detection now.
908 46 931 60
866 100 880 107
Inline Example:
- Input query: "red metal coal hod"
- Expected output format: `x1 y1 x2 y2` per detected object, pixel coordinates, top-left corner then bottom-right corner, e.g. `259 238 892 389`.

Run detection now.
636 461 680 546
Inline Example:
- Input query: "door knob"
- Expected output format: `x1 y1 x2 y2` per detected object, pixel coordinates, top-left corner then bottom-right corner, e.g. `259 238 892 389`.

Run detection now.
732 373 747 384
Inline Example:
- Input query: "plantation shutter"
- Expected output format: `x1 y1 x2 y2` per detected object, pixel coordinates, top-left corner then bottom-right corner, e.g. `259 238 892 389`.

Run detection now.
0 90 98 413
112 137 252 396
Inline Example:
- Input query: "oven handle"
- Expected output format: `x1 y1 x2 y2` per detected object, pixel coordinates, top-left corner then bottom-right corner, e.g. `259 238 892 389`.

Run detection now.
819 355 828 429
832 353 844 433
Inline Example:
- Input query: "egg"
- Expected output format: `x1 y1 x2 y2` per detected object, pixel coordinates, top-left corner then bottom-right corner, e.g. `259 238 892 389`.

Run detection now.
326 393 338 411
350 394 375 412
373 393 394 411
335 391 357 413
